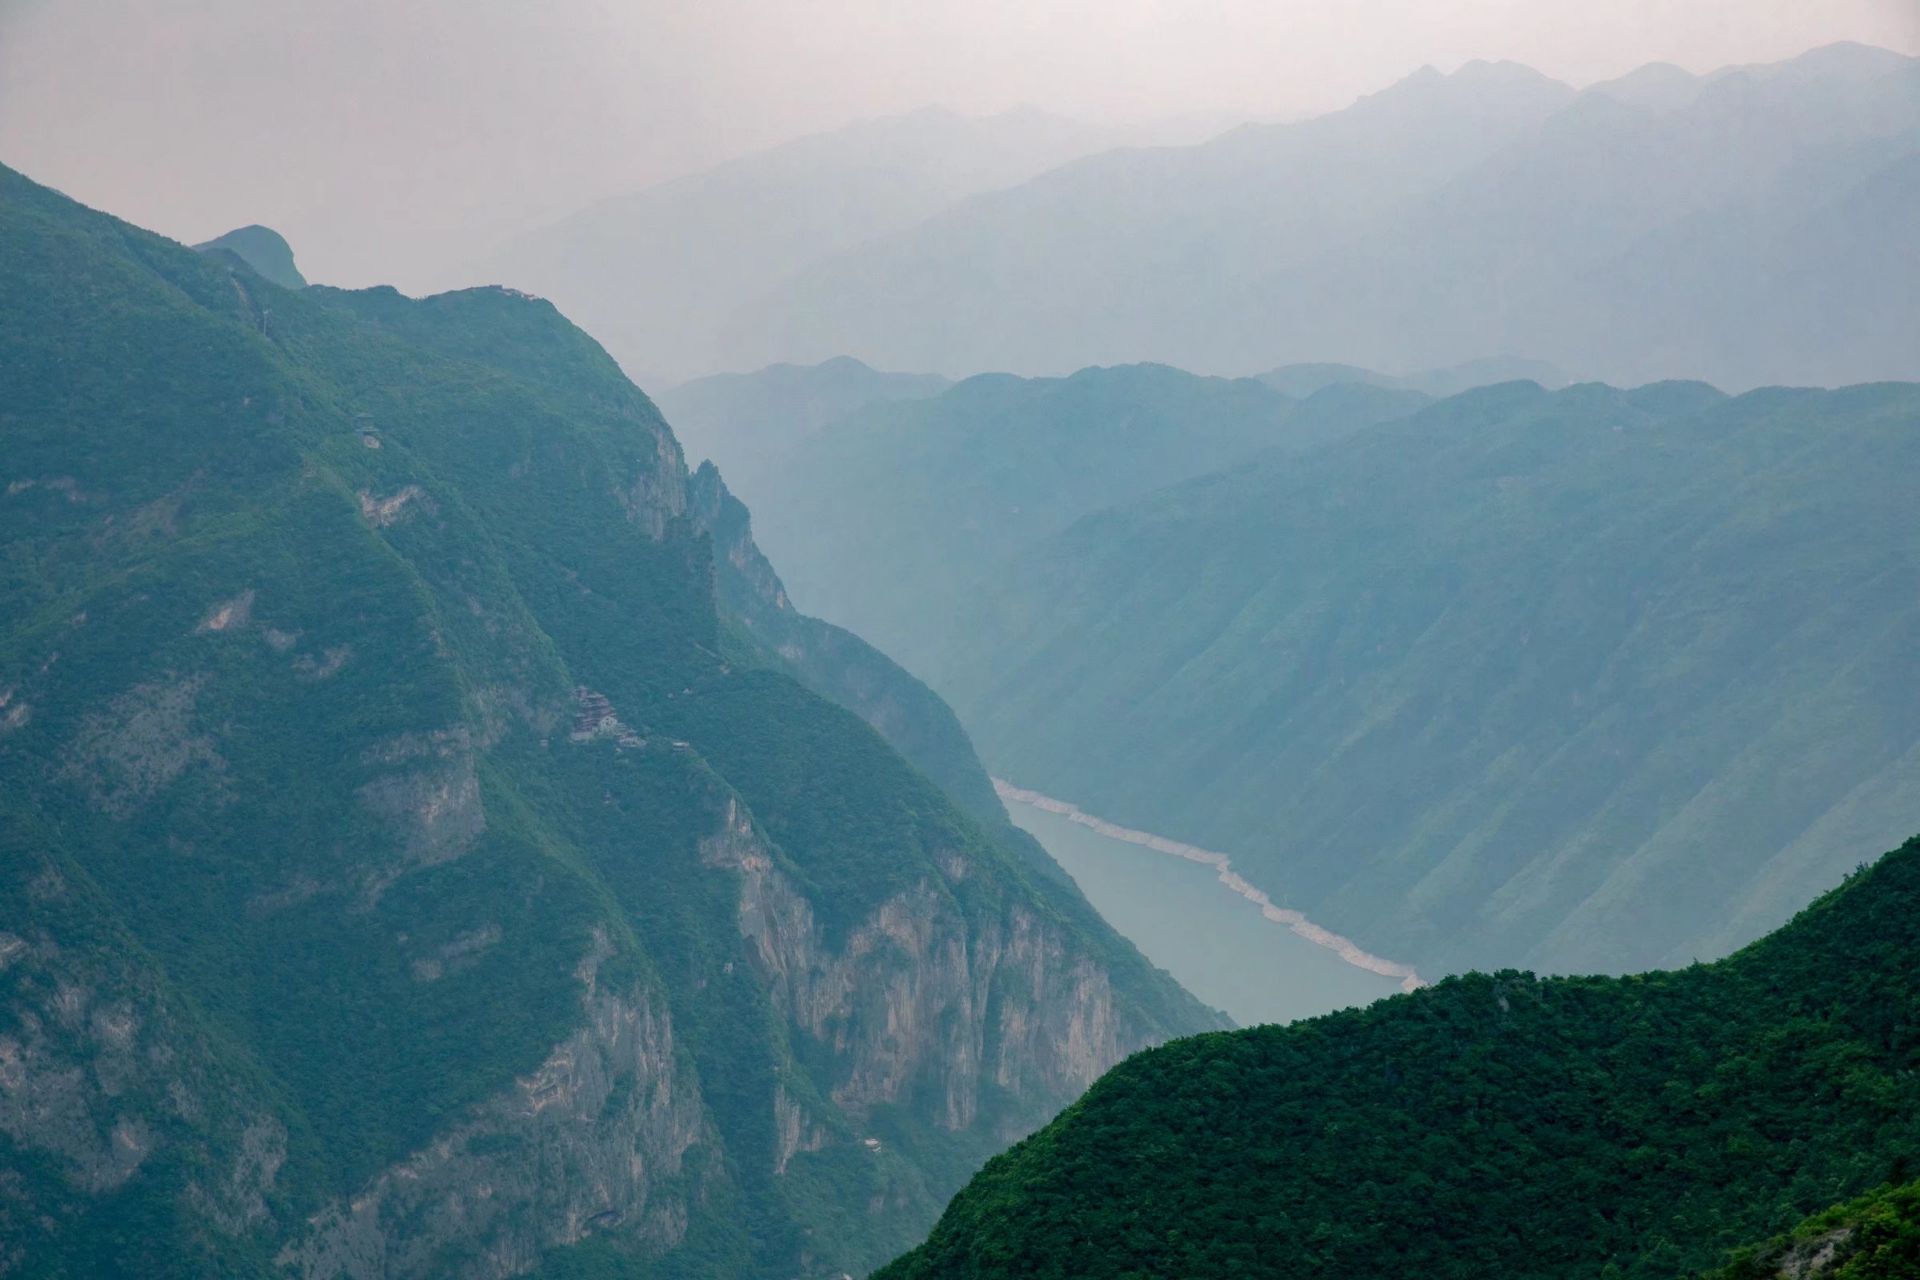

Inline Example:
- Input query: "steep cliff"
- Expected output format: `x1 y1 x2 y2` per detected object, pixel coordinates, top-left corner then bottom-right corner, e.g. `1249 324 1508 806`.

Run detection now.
686 462 1092 902
0 162 1220 1278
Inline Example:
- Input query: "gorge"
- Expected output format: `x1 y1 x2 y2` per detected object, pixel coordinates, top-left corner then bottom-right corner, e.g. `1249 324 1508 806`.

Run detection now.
997 782 1415 1026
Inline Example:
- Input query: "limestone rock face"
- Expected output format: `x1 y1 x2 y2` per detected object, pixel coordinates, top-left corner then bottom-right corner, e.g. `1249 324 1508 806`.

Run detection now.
281 963 706 1280
0 850 286 1260
251 783 1164 1280
705 797 1134 1143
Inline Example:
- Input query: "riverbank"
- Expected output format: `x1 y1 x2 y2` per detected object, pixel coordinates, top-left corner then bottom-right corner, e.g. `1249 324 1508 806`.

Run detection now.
996 780 1424 994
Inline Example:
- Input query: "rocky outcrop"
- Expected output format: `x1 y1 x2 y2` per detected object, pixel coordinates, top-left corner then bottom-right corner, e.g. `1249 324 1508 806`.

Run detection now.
254 771 1148 1280
357 486 426 527
281 937 707 1280
772 1083 828 1174
196 589 256 633
58 675 225 819
356 727 487 900
703 798 1125 1141
0 855 283 1252
615 427 688 540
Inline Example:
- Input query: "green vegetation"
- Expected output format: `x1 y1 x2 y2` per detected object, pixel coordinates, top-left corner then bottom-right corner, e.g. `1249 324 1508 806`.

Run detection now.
744 363 1419 676
687 460 1002 826
880 835 1920 1280
1700 1178 1920 1280
942 378 1920 976
193 223 308 289
0 162 1218 1278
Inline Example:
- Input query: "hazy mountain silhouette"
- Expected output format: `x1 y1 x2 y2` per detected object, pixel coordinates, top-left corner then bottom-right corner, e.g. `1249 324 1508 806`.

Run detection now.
471 107 1152 384
1257 355 1571 398
736 365 1432 680
657 356 950 514
722 45 1918 390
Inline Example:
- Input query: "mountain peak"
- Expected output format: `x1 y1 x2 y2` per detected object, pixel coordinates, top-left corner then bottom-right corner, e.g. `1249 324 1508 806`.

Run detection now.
1767 40 1918 81
1582 60 1704 113
1358 56 1575 117
191 223 306 289
1453 57 1555 82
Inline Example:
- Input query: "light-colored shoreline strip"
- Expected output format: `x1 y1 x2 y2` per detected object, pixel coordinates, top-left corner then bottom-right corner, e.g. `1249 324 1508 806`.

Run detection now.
995 779 1424 993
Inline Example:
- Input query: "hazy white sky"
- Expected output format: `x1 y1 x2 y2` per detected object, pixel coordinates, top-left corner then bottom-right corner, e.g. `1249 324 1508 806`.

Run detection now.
3 0 1916 286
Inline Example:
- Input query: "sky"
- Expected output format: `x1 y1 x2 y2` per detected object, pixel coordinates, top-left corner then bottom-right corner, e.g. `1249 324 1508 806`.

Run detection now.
3 0 1916 287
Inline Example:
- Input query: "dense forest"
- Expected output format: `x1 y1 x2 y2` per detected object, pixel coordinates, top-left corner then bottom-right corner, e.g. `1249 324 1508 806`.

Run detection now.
880 834 1920 1279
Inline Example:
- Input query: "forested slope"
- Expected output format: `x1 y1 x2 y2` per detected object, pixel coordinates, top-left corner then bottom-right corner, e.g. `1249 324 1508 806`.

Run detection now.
946 379 1920 974
881 835 1920 1280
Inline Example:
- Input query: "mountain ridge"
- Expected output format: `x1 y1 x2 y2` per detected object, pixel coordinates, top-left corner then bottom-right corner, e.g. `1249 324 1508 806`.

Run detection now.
468 106 1144 384
879 831 1920 1279
938 377 1920 976
718 45 1919 389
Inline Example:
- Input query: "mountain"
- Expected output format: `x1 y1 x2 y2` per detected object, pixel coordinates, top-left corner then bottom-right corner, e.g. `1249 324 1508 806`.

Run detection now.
660 357 950 514
0 163 1222 1279
193 224 307 289
721 45 1920 390
1583 60 1714 113
1252 362 1399 397
939 379 1920 977
878 833 1920 1280
1256 355 1572 398
470 107 1135 385
1395 356 1573 397
739 365 1427 679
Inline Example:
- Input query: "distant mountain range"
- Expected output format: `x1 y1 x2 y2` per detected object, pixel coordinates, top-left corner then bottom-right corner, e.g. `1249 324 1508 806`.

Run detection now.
469 107 1162 385
1256 355 1572 398
657 354 1559 535
698 356 1597 683
696 43 1915 390
938 379 1920 976
466 45 1917 391
705 354 1920 979
728 363 1432 680
657 356 952 507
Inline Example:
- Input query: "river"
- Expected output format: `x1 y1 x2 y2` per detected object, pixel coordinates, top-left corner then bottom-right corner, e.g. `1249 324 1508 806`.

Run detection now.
1000 782 1413 1027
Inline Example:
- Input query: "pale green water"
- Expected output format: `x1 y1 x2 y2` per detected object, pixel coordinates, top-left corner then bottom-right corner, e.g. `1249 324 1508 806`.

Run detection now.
1005 797 1402 1027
